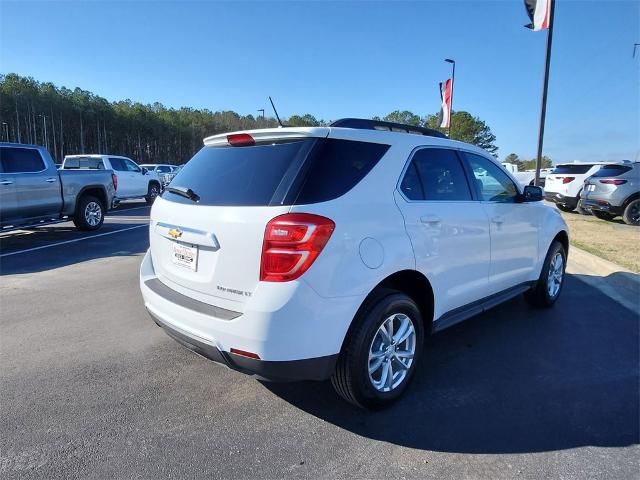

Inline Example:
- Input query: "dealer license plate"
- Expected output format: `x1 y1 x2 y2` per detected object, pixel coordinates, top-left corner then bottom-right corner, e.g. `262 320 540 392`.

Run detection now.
172 242 198 271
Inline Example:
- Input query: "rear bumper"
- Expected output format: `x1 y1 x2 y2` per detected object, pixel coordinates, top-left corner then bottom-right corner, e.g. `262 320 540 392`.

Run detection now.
545 193 578 209
139 249 355 382
579 199 623 215
148 309 337 381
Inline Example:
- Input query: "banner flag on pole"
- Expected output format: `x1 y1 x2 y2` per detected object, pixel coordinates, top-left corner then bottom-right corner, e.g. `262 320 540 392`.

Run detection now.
438 79 452 129
524 0 551 31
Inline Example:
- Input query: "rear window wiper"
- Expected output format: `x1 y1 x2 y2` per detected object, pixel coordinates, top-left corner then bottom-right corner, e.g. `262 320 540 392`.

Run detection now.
165 186 200 202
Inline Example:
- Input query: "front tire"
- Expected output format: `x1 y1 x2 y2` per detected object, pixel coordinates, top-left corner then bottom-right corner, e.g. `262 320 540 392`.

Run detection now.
524 240 566 308
73 195 104 231
622 199 640 226
331 291 424 409
145 182 160 204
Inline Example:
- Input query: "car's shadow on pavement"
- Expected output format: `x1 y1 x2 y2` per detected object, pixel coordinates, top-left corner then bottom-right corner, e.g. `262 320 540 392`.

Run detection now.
262 275 639 454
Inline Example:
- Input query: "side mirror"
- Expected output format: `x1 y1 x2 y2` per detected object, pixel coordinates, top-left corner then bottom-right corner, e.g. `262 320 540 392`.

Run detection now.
141 167 148 175
523 185 544 202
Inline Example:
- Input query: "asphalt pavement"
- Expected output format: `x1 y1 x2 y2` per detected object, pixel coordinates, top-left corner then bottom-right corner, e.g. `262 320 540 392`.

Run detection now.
1 202 638 479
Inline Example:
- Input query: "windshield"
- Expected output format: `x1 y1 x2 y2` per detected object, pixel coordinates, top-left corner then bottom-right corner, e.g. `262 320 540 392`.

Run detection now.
552 164 594 174
590 164 632 177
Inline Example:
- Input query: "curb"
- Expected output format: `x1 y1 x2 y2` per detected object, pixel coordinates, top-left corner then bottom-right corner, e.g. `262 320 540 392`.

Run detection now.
567 245 639 313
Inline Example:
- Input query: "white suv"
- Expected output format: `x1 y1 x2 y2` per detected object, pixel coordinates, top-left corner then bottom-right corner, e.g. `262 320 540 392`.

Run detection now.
62 155 162 204
139 119 569 408
544 162 615 212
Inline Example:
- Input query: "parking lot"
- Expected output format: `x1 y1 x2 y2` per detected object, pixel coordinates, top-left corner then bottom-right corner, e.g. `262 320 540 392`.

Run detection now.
1 202 638 479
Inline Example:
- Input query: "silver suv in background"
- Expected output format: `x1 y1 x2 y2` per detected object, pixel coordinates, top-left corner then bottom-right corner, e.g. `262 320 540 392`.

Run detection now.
580 162 640 225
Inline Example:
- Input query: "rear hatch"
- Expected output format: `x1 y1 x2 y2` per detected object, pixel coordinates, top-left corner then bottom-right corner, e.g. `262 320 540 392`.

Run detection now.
583 164 633 199
545 164 594 194
149 129 328 307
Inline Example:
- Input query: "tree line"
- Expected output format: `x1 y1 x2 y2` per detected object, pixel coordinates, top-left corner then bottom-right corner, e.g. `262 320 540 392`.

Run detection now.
0 73 499 163
503 153 553 170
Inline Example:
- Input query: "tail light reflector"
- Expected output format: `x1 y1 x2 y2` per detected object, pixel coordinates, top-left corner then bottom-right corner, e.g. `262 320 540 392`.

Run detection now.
230 348 260 359
260 213 335 282
599 179 627 185
111 173 118 191
561 177 575 184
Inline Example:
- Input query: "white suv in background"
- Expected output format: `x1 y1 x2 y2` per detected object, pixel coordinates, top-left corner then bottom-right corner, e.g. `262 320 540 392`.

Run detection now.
62 155 162 204
139 119 569 409
544 162 615 212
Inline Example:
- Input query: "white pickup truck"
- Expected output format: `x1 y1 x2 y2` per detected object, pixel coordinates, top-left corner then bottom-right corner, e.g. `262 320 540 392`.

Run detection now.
62 155 162 204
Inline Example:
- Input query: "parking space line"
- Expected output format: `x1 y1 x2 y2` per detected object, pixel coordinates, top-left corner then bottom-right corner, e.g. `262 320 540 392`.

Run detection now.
109 206 151 215
0 224 148 258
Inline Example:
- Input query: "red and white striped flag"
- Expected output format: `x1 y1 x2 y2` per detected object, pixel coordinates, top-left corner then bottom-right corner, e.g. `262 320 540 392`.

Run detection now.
438 79 452 129
524 0 551 31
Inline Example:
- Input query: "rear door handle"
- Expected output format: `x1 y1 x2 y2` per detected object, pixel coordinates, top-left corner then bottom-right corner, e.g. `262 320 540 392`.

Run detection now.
420 215 441 224
0 180 13 185
491 216 505 224
45 177 57 183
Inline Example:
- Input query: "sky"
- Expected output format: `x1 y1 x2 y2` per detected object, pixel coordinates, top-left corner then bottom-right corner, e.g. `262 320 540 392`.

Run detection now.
0 0 638 163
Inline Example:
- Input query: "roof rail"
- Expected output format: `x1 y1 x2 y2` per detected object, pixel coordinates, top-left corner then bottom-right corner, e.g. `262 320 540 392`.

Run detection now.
330 118 447 139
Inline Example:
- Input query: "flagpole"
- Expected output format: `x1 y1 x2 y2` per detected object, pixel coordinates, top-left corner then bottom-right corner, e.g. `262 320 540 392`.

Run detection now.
534 0 555 186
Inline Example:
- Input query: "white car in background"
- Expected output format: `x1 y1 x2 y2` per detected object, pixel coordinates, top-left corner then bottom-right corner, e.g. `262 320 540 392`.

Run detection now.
544 162 616 212
62 155 162 204
501 163 553 187
139 118 569 409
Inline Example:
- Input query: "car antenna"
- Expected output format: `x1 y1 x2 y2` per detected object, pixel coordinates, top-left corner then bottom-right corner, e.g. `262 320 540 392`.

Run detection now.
269 96 284 127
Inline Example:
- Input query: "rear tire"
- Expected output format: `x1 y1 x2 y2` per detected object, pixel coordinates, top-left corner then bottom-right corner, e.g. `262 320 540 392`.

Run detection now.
145 182 160 204
524 240 566 308
73 195 104 231
592 210 616 221
622 199 640 226
331 290 424 409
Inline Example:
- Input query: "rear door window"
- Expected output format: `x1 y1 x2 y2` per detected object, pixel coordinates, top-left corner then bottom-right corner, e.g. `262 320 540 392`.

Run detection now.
0 147 45 173
400 148 472 201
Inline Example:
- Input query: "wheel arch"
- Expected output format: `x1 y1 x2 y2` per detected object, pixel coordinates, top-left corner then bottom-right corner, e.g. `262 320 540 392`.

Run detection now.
339 270 435 354
75 185 108 212
622 192 640 209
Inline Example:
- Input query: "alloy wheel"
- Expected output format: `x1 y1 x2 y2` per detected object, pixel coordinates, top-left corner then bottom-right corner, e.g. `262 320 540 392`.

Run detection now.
547 252 564 298
368 313 416 392
84 201 102 227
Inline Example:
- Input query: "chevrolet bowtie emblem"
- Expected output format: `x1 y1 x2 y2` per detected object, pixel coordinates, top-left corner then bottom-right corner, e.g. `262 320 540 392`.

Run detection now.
168 228 183 239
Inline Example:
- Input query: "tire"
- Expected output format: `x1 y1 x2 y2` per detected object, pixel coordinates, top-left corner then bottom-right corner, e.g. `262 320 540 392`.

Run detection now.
556 204 574 213
145 182 160 204
73 195 104 231
331 290 424 409
622 199 640 226
524 240 566 308
592 210 616 221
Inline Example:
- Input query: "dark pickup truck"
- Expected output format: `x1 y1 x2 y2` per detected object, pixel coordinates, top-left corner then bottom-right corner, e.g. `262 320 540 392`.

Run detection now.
0 143 117 232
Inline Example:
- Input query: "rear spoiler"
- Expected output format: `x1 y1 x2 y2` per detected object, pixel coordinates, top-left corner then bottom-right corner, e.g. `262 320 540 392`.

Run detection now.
203 128 329 147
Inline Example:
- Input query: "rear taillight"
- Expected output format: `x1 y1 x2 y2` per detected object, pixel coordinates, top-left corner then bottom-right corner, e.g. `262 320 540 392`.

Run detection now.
561 177 575 184
111 173 118 191
599 179 627 185
260 213 335 282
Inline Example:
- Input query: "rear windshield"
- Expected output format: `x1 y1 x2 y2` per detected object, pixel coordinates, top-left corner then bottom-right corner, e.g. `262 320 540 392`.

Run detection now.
552 164 594 174
64 157 105 169
590 164 632 177
164 138 390 206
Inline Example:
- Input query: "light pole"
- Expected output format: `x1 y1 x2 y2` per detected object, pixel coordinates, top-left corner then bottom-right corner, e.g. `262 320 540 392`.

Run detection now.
444 58 456 138
1 122 8 141
257 108 265 119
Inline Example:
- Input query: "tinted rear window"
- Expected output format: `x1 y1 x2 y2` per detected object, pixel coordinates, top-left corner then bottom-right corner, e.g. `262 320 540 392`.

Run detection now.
590 164 632 177
64 157 105 169
0 147 45 173
164 138 389 207
164 140 315 206
552 164 594 174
